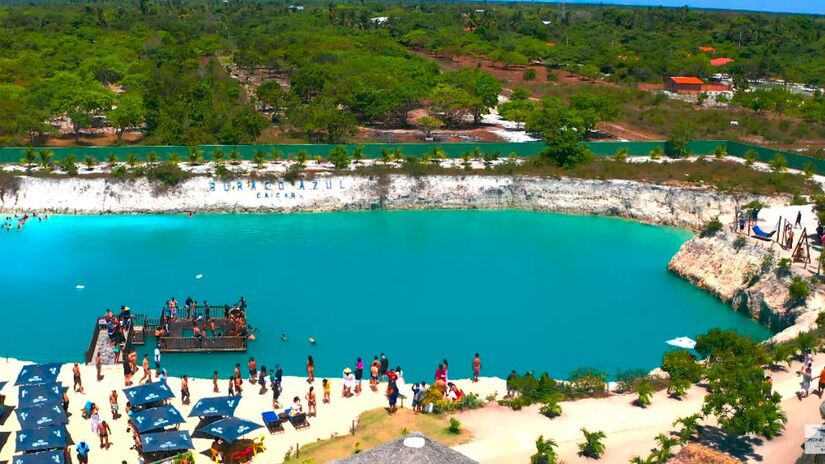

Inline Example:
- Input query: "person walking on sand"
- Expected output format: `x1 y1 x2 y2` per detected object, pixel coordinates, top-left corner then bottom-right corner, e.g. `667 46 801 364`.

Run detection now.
228 376 235 397
181 375 191 405
259 366 268 394
213 371 219 393
306 386 317 417
796 210 803 228
472 353 481 383
248 357 258 384
109 390 119 420
73 363 85 394
818 366 825 398
154 344 162 377
98 419 111 449
798 365 813 400
139 355 151 384
306 355 315 383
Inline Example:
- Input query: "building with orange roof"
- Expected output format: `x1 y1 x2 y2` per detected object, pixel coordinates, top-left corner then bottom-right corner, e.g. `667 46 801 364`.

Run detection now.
710 57 735 67
666 76 704 92
698 46 717 53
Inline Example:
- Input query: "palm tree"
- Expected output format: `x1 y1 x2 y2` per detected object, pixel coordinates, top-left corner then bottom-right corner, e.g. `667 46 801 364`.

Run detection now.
83 155 97 171
147 151 159 166
213 148 225 165
21 147 36 169
530 435 558 464
635 380 654 407
296 150 308 166
673 414 703 443
654 433 679 461
168 153 180 166
629 453 657 464
253 150 266 169
107 153 119 166
577 428 606 459
380 148 391 165
38 150 54 169
228 148 241 166
270 149 282 163
539 393 564 418
126 153 139 168
667 378 691 398
649 146 663 160
352 145 364 164
188 146 203 165
60 154 78 175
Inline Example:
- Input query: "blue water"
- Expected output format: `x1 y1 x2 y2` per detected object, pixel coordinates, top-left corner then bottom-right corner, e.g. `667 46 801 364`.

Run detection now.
0 211 771 381
510 0 823 15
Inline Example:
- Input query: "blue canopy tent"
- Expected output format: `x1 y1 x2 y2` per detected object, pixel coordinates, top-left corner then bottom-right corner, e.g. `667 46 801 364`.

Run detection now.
188 396 240 418
140 430 193 453
15 425 68 453
17 384 62 409
15 364 61 386
16 404 68 429
12 449 65 464
130 405 185 433
123 381 174 407
198 417 263 443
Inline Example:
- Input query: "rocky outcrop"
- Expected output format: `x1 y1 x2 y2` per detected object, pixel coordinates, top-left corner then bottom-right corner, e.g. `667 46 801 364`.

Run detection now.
669 232 823 342
0 174 766 229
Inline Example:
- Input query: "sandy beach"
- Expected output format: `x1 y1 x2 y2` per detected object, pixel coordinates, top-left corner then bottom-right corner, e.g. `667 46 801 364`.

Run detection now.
1 353 822 464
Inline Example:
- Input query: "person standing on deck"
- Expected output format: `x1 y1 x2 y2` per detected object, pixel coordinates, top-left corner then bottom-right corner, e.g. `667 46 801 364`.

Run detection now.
472 353 482 383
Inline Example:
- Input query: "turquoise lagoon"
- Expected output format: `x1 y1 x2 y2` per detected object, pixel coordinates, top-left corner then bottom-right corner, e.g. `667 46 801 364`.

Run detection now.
0 211 770 381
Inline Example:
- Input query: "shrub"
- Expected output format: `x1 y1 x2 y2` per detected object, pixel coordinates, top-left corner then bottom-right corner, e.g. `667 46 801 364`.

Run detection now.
769 154 788 172
111 166 128 179
147 162 188 186
667 378 692 398
760 251 776 274
634 380 654 407
733 236 747 250
661 350 703 383
523 69 537 81
789 276 811 303
448 417 461 434
700 217 723 237
714 145 727 159
614 148 628 162
816 311 825 328
614 369 648 393
60 155 78 176
578 428 606 459
329 146 350 170
538 393 564 418
282 163 303 184
778 258 792 271
673 413 704 443
791 193 808 205
568 368 607 396
649 146 663 160
744 149 758 165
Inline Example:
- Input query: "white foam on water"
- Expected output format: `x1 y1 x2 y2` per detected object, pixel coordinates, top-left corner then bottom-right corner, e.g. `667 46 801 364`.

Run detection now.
75 284 85 290
195 274 204 279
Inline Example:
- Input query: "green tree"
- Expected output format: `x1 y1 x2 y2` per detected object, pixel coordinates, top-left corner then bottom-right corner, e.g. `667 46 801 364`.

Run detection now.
108 93 144 141
744 149 758 165
21 147 36 169
530 436 558 464
253 150 266 169
769 154 788 172
661 350 703 383
126 153 139 168
38 150 54 169
106 153 118 166
497 99 537 130
228 148 241 166
634 380 654 407
541 127 591 169
352 145 365 164
212 148 225 164
83 155 97 171
665 123 693 157
296 150 308 166
673 413 704 443
329 145 351 170
416 116 443 138
539 393 564 418
429 84 476 127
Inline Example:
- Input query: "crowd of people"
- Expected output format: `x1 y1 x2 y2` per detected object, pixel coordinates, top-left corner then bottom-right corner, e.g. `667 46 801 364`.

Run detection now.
152 297 254 341
2 212 47 231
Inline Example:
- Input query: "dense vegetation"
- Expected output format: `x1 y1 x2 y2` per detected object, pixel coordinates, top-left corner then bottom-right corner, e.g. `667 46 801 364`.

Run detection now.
1 1 824 147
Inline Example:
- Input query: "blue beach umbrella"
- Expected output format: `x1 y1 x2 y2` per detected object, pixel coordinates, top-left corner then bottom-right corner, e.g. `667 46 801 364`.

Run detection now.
17 384 63 409
188 396 241 418
123 381 174 407
140 430 194 453
198 417 263 443
130 405 185 433
15 404 69 429
12 450 65 464
0 380 7 390
15 364 61 386
15 426 68 453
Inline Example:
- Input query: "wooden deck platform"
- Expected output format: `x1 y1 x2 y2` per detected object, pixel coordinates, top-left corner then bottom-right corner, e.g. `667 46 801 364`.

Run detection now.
87 303 250 362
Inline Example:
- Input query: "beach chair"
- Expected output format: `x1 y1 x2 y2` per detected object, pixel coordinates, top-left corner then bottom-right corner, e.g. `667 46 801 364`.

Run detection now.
752 225 776 240
288 412 310 430
261 411 284 434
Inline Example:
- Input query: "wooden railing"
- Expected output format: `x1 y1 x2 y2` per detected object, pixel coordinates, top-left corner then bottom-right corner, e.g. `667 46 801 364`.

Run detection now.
84 319 105 363
158 336 247 352
156 304 240 321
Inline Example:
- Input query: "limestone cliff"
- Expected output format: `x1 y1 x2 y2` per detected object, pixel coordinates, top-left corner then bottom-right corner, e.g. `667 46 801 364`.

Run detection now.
0 174 763 229
668 232 823 342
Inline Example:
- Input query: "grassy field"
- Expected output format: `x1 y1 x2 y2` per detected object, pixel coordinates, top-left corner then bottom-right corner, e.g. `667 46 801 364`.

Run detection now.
283 408 472 464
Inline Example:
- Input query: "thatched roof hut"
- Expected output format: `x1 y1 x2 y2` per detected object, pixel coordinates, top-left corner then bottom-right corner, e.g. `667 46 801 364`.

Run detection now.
670 443 744 464
330 433 478 464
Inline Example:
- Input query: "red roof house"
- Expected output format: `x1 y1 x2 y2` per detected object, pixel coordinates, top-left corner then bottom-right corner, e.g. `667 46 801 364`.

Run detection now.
698 46 717 53
666 76 704 92
710 57 735 67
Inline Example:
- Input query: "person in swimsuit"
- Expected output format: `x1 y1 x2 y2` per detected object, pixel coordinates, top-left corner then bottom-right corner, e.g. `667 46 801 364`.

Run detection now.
109 390 119 419
370 358 379 392
472 353 482 383
95 353 103 381
181 375 191 404
73 363 84 393
355 357 364 395
306 356 315 383
322 379 331 404
306 386 316 417
213 371 219 393
139 355 151 384
98 419 112 449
